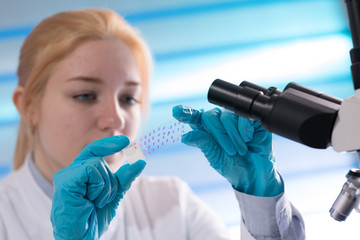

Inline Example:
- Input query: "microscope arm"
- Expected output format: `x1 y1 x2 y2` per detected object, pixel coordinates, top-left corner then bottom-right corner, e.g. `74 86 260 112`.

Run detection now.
331 89 360 152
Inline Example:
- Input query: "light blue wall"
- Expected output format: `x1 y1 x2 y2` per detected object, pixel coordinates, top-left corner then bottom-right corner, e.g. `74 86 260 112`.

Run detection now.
1 0 359 237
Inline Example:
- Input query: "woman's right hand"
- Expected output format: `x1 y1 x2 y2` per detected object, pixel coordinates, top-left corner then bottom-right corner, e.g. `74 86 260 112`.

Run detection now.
50 135 146 240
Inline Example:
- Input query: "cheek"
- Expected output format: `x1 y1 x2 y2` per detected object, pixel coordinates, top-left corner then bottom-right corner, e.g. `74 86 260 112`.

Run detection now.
42 104 82 135
125 108 142 140
37 102 93 166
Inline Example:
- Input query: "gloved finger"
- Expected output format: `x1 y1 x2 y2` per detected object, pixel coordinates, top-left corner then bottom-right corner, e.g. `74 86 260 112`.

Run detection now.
85 159 113 209
115 160 146 192
75 135 130 162
237 118 273 158
219 110 248 155
201 109 237 156
172 105 203 129
181 130 224 171
52 199 94 239
51 181 94 239
52 164 88 197
248 122 273 156
237 117 255 143
85 164 106 202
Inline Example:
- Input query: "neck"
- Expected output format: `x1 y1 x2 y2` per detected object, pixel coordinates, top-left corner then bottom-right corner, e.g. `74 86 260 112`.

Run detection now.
32 145 62 185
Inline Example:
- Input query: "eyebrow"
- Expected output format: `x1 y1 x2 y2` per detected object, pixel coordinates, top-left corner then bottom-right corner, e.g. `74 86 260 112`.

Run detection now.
68 76 141 86
68 76 102 84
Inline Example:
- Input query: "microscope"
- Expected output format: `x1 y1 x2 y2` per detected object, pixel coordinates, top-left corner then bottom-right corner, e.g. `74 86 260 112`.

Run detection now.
207 0 360 222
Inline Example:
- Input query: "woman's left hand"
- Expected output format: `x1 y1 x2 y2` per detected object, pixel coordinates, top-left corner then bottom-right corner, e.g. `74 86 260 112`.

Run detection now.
173 105 283 197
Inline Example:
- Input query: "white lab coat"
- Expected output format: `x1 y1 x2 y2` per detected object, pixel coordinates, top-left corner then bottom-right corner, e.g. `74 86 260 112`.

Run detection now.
0 157 305 240
0 158 232 240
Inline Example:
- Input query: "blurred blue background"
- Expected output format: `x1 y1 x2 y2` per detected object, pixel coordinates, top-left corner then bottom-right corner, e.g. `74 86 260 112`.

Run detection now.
1 0 360 238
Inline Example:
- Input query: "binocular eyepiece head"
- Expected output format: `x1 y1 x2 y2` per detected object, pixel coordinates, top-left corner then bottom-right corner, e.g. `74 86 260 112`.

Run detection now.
207 79 341 149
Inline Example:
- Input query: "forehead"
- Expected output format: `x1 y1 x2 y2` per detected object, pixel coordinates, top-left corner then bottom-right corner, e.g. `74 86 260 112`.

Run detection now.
50 39 141 84
67 39 136 69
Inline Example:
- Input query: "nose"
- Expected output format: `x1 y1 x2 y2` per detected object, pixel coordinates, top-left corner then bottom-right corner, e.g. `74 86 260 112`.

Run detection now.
97 98 125 132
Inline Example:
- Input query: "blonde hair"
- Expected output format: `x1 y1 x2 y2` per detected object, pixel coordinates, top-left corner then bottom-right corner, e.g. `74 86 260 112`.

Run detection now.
14 9 153 169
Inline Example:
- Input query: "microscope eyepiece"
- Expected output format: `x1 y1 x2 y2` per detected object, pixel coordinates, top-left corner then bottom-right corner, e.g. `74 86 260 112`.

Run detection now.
207 79 341 149
207 79 263 119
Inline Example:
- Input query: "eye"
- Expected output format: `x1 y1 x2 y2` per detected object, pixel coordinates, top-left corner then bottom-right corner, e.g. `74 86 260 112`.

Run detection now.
73 93 97 103
120 96 140 105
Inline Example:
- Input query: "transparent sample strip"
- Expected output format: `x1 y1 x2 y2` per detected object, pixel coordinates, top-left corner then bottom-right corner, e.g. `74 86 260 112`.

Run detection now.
139 119 191 156
123 141 146 164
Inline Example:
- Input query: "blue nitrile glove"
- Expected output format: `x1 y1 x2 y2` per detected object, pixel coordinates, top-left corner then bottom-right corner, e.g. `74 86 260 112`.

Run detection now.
50 135 146 240
173 105 284 197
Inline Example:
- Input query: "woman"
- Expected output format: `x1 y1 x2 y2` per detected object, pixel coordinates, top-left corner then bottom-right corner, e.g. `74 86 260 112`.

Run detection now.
0 9 305 239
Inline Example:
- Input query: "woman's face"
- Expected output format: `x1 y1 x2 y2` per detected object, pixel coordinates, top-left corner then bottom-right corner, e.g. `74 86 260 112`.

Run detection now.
33 39 143 175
